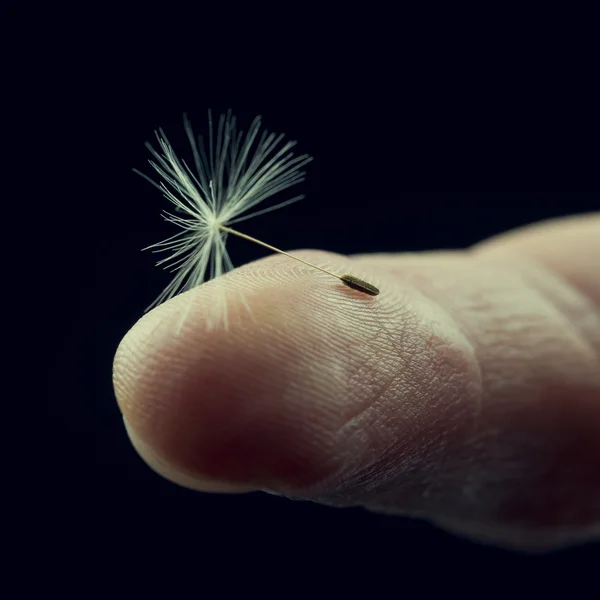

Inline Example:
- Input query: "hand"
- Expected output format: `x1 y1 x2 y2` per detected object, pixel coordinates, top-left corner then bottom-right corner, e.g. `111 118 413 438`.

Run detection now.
113 213 600 551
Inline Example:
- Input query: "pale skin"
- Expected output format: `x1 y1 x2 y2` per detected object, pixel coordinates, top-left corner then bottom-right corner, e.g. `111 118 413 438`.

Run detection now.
113 212 600 551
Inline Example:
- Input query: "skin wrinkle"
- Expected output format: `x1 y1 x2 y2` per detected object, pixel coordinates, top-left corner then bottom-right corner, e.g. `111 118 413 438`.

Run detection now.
475 213 600 302
503 253 600 360
337 319 418 431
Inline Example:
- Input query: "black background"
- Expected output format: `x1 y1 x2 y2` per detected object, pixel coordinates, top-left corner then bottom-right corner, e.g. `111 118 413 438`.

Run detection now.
6 1 599 591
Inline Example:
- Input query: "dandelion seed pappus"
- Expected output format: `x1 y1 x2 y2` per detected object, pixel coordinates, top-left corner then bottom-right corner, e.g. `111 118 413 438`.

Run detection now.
135 110 379 331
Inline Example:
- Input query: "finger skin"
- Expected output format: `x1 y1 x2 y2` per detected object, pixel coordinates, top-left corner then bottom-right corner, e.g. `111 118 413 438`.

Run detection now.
113 213 600 550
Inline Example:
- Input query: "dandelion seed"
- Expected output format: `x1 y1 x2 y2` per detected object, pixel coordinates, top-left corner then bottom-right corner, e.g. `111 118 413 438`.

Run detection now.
339 274 380 296
136 110 379 330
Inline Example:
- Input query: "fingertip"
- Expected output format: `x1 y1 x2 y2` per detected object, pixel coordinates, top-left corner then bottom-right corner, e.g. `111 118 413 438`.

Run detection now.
112 251 371 492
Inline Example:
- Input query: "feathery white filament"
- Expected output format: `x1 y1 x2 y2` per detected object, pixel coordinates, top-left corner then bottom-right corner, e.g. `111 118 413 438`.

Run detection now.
136 111 312 329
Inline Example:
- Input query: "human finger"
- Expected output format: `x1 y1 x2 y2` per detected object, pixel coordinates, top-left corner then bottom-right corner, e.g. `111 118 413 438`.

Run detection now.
113 213 600 549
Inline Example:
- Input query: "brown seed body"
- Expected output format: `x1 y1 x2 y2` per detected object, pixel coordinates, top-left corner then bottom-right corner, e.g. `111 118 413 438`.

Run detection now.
340 274 380 296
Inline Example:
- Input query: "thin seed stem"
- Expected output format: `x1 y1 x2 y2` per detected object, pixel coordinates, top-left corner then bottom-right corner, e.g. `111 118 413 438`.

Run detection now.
218 225 343 280
218 225 380 296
